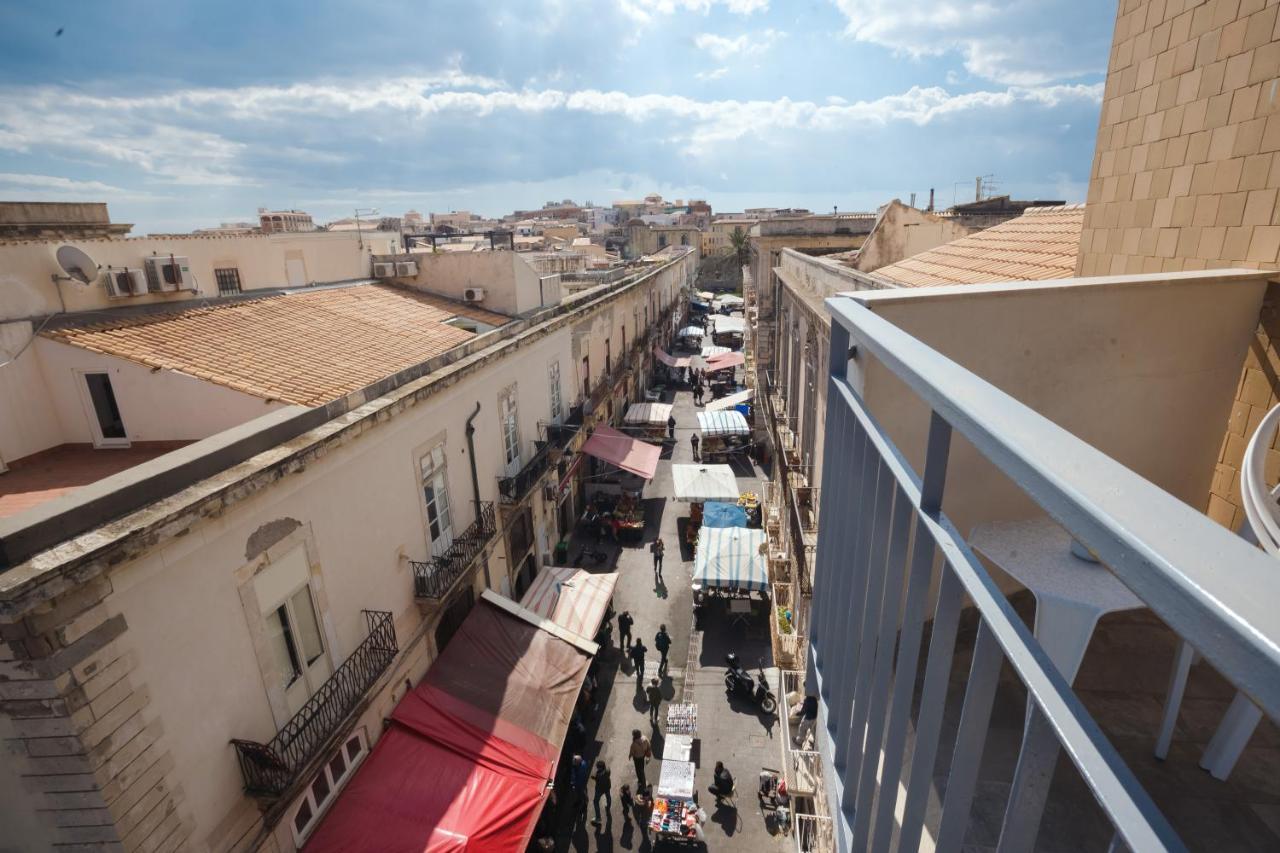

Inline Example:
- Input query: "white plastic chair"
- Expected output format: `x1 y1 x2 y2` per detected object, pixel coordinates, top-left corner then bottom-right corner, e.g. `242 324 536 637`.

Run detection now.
1154 402 1280 778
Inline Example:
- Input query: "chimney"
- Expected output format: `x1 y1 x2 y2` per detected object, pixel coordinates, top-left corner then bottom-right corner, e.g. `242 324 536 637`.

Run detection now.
909 192 917 208
928 188 935 212
976 176 982 202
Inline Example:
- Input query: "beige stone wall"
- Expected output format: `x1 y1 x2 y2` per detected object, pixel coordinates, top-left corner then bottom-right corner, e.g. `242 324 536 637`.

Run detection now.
1080 0 1280 527
1079 0 1280 276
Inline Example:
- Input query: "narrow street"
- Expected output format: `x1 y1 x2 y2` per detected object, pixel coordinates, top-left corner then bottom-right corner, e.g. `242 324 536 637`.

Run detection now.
551 375 790 852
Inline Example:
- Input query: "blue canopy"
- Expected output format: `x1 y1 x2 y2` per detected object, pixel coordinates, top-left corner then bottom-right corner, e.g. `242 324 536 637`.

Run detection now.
702 501 748 528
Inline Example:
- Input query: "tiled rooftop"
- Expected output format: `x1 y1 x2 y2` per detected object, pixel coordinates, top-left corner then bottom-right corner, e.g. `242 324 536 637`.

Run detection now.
873 205 1085 287
43 284 510 407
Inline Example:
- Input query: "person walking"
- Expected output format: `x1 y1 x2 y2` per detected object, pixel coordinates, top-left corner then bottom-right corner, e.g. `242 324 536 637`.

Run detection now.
629 638 647 680
667 414 676 440
650 538 665 580
646 677 663 726
691 431 700 461
619 783 635 826
618 610 633 651
570 754 590 823
629 729 652 787
590 760 612 827
654 624 672 673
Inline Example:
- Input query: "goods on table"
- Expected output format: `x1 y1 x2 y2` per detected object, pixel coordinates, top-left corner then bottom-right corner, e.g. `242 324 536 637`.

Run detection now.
649 796 700 838
666 703 697 735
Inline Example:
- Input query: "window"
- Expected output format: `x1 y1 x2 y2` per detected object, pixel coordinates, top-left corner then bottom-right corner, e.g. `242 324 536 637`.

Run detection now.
264 586 325 693
252 545 332 719
548 361 563 423
605 338 611 375
215 267 242 295
420 445 454 557
290 730 368 845
500 389 520 474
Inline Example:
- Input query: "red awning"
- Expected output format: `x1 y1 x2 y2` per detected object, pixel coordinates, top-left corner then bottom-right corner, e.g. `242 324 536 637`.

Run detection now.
582 425 662 479
305 599 591 853
705 351 745 371
653 346 692 368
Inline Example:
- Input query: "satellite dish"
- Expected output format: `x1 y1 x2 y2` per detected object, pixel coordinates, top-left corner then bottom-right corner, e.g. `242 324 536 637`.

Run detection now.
55 245 99 285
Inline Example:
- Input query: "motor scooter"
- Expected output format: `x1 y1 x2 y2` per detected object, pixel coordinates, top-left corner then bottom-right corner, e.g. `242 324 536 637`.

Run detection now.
724 652 777 714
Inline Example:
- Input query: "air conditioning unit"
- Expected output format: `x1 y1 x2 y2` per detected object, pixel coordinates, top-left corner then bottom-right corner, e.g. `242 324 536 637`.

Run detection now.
143 255 192 292
104 267 146 298
395 261 418 276
463 287 486 302
373 262 396 278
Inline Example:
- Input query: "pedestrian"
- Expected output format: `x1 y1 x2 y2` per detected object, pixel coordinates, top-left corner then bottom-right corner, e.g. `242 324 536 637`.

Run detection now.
709 761 735 803
654 624 671 673
570 754 589 822
618 610 633 650
691 431 700 461
646 677 663 725
791 693 819 748
629 729 652 787
667 413 676 440
629 638 647 679
650 538 665 578
619 783 634 825
591 760 612 827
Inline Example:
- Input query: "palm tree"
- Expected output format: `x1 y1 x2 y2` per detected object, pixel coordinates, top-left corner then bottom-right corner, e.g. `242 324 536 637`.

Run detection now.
729 226 749 268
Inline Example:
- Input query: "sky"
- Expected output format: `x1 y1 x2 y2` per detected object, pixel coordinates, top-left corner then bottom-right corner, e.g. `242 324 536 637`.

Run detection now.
0 0 1116 234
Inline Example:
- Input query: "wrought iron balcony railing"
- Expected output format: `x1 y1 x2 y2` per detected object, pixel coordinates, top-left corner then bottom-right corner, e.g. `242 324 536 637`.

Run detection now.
411 501 496 599
231 610 397 798
497 444 551 505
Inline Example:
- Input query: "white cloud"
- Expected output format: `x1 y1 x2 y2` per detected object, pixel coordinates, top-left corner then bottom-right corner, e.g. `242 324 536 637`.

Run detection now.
696 67 730 81
0 172 162 201
694 29 783 61
619 0 768 24
830 0 1107 85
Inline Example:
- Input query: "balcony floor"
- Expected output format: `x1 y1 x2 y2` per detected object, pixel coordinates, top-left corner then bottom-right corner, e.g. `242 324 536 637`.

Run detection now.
867 590 1280 851
0 442 192 519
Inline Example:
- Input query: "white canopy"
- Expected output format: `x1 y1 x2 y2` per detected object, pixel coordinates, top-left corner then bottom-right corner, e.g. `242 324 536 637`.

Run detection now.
715 294 744 307
697 410 750 437
678 326 706 338
671 464 740 502
712 316 746 333
694 526 768 592
624 402 673 425
705 389 754 411
700 345 731 358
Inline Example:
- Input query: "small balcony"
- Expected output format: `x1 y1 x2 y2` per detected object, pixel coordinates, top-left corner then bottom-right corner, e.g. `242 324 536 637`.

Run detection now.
497 444 552 505
788 481 818 595
411 501 497 599
231 610 397 798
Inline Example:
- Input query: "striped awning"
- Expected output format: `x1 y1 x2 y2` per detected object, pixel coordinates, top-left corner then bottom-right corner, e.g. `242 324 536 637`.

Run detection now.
624 402 673 425
705 389 754 411
654 346 692 368
693 526 767 592
678 326 706 337
697 410 749 436
520 566 619 641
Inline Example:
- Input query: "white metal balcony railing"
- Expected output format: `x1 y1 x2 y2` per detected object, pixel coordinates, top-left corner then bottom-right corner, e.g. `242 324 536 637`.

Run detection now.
796 813 836 853
808 297 1280 853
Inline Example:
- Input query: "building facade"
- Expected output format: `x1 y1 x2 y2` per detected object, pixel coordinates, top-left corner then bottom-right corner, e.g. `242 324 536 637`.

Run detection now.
257 210 315 234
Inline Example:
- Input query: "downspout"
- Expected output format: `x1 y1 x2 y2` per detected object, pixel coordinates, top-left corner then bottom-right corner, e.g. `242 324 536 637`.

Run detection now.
464 401 492 588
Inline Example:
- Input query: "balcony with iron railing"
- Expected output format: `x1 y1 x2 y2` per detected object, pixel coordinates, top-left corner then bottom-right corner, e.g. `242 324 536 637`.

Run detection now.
808 275 1280 852
411 501 497 599
232 610 398 798
497 443 552 505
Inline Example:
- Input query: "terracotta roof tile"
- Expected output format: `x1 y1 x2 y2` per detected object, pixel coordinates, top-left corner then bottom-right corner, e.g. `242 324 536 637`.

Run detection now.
874 205 1085 288
44 284 511 406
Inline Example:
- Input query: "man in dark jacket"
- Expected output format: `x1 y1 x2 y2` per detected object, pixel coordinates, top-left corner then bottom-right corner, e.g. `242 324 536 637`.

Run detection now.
654 625 672 673
618 610 634 650
629 638 647 681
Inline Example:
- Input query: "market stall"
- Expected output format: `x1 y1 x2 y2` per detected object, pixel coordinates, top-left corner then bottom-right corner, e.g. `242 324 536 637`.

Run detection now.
714 293 744 313
704 389 754 411
520 566 619 642
580 426 661 531
650 759 704 845
652 346 693 391
697 410 751 461
710 315 745 348
671 463 740 503
676 325 706 349
693 526 769 593
623 402 673 440
703 500 749 528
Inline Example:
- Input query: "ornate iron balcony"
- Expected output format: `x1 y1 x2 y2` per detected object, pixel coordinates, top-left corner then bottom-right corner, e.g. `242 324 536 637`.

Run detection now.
411 501 497 598
231 610 397 798
496 444 552 505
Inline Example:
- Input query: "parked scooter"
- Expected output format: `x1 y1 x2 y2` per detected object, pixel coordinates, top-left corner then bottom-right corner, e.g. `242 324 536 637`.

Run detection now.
724 652 777 714
576 544 608 566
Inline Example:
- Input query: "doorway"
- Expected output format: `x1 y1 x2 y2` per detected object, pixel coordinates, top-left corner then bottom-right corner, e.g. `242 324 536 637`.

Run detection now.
79 371 129 447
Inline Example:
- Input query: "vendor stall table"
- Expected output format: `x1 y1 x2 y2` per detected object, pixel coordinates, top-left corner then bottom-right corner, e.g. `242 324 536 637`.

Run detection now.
649 796 702 843
666 702 698 736
664 733 695 763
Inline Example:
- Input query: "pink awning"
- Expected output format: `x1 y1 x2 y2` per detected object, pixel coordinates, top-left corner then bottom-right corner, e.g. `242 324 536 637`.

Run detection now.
705 351 746 371
582 425 662 479
654 346 692 368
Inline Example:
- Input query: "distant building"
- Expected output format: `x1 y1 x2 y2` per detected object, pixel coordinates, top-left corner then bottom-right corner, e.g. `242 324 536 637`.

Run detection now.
403 210 425 228
430 211 474 231
258 208 316 233
0 201 132 240
623 220 700 259
194 221 260 236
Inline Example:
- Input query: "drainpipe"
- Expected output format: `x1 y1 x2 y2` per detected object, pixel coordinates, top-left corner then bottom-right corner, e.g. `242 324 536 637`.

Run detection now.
464 401 492 588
